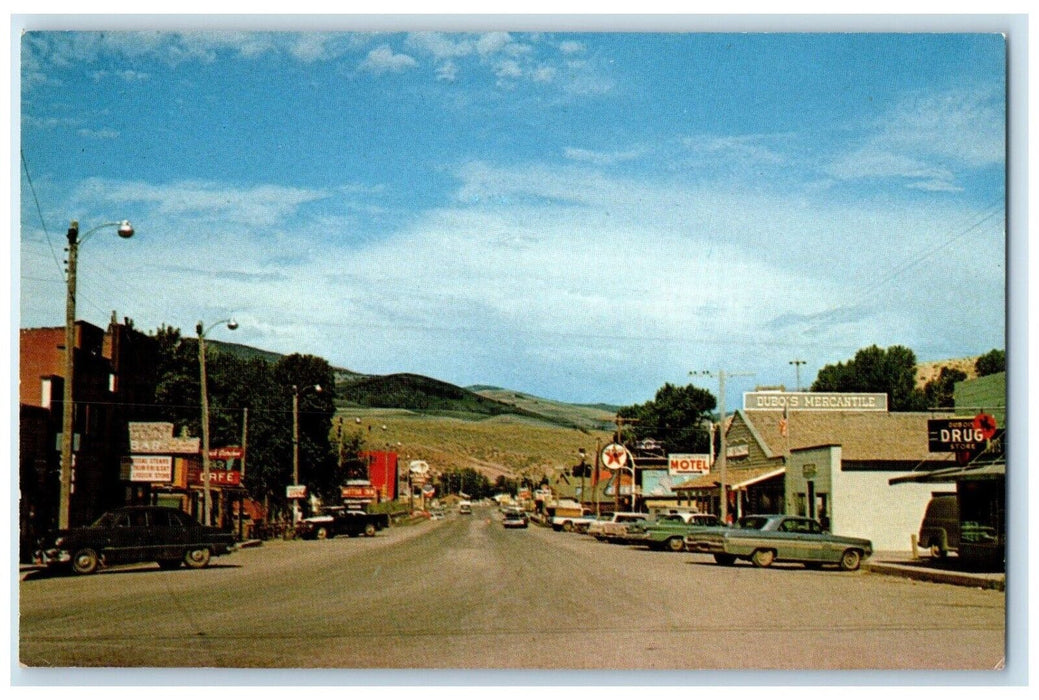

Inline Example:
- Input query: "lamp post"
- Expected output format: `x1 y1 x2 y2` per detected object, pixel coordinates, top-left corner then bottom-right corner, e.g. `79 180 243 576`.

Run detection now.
59 219 134 530
291 383 322 524
197 318 238 526
789 359 806 392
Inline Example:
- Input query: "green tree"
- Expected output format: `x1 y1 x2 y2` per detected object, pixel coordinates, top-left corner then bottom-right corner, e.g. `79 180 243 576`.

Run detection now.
617 382 716 453
975 349 1006 377
811 344 926 411
273 354 338 502
923 366 969 409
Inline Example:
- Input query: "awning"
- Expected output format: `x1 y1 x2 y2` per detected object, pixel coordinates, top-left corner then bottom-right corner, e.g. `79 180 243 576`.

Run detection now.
673 466 785 492
889 462 1005 485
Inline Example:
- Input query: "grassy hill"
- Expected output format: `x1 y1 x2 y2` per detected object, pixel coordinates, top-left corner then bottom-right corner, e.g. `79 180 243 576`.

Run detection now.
335 408 614 482
468 386 617 432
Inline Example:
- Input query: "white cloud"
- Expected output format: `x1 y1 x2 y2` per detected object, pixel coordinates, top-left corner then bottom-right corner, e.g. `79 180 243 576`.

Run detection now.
77 128 119 140
435 60 459 82
563 146 644 166
360 44 418 74
406 32 474 60
559 40 585 55
476 32 513 56
682 134 787 166
72 178 331 227
825 87 1004 190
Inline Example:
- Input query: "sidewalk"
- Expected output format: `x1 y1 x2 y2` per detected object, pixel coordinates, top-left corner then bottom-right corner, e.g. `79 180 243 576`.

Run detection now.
864 551 1005 591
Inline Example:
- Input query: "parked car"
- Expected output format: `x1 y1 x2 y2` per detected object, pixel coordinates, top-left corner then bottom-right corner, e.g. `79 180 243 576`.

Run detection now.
588 512 649 543
684 514 873 571
33 505 236 575
295 507 388 539
502 508 529 529
459 501 473 515
627 513 723 551
918 493 959 558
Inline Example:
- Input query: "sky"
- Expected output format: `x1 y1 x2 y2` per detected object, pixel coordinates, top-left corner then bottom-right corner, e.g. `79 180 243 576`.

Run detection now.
16 24 1008 406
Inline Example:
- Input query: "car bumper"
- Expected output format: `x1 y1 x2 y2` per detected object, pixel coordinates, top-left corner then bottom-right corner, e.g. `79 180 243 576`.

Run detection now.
33 548 71 567
685 541 725 554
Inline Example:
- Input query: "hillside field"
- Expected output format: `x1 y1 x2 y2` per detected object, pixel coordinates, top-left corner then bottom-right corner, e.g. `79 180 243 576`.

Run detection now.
335 408 615 482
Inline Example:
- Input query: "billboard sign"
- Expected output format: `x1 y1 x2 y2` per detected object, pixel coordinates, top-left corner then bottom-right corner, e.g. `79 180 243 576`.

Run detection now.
668 453 711 476
641 469 685 496
286 484 307 500
120 455 173 483
743 392 888 412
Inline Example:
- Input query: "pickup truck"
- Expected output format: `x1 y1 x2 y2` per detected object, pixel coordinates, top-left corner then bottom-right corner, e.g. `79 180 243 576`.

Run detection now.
551 510 596 532
626 513 722 552
684 514 873 571
587 512 649 543
296 507 390 540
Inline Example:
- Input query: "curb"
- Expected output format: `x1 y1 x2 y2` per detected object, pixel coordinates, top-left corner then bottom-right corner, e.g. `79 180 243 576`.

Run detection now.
863 560 1005 591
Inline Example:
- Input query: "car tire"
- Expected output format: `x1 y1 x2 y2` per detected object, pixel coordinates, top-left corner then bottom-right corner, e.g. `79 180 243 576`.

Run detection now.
667 537 685 552
751 549 775 568
713 553 737 566
183 547 211 569
839 549 862 572
71 548 99 575
157 559 182 570
315 526 329 540
363 523 377 537
562 521 574 532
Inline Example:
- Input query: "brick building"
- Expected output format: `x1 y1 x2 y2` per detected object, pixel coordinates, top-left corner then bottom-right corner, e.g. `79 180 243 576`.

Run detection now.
19 316 159 557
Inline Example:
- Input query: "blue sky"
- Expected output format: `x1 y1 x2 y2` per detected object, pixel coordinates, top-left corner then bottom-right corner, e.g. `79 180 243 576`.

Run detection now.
17 28 1007 405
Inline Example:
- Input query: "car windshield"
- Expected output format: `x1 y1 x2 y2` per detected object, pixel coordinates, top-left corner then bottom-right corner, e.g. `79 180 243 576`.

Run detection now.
91 512 118 527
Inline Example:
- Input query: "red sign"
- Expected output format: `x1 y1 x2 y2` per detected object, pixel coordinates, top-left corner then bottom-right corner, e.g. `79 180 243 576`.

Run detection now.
188 466 241 486
602 443 628 469
973 413 998 440
209 446 245 460
342 485 378 501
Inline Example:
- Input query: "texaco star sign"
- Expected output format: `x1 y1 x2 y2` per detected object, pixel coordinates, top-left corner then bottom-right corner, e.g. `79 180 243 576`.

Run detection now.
601 443 628 470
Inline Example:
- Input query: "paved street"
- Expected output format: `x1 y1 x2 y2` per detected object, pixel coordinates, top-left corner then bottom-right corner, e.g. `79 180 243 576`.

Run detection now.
19 505 1005 671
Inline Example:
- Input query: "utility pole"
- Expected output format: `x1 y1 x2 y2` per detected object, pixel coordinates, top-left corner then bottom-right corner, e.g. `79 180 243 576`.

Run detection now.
789 359 807 392
240 408 248 479
691 369 753 524
59 223 79 531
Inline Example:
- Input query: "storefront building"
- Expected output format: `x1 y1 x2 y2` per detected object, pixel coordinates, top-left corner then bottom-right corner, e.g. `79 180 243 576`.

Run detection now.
675 393 956 551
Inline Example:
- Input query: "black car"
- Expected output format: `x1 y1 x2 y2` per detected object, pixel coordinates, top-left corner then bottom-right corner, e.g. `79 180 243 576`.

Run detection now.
295 507 389 539
34 506 237 575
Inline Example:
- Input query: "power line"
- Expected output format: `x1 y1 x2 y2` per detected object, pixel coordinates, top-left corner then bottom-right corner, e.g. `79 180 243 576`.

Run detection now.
20 150 65 279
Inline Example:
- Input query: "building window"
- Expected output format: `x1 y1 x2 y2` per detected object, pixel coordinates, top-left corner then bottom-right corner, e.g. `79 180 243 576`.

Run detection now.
41 378 51 408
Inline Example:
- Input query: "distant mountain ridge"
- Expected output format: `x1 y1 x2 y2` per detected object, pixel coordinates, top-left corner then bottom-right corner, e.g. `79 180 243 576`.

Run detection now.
208 339 612 430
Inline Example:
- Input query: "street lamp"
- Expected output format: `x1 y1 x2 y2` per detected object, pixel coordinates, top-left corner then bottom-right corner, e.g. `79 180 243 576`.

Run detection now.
291 383 322 524
197 318 238 526
59 219 134 530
